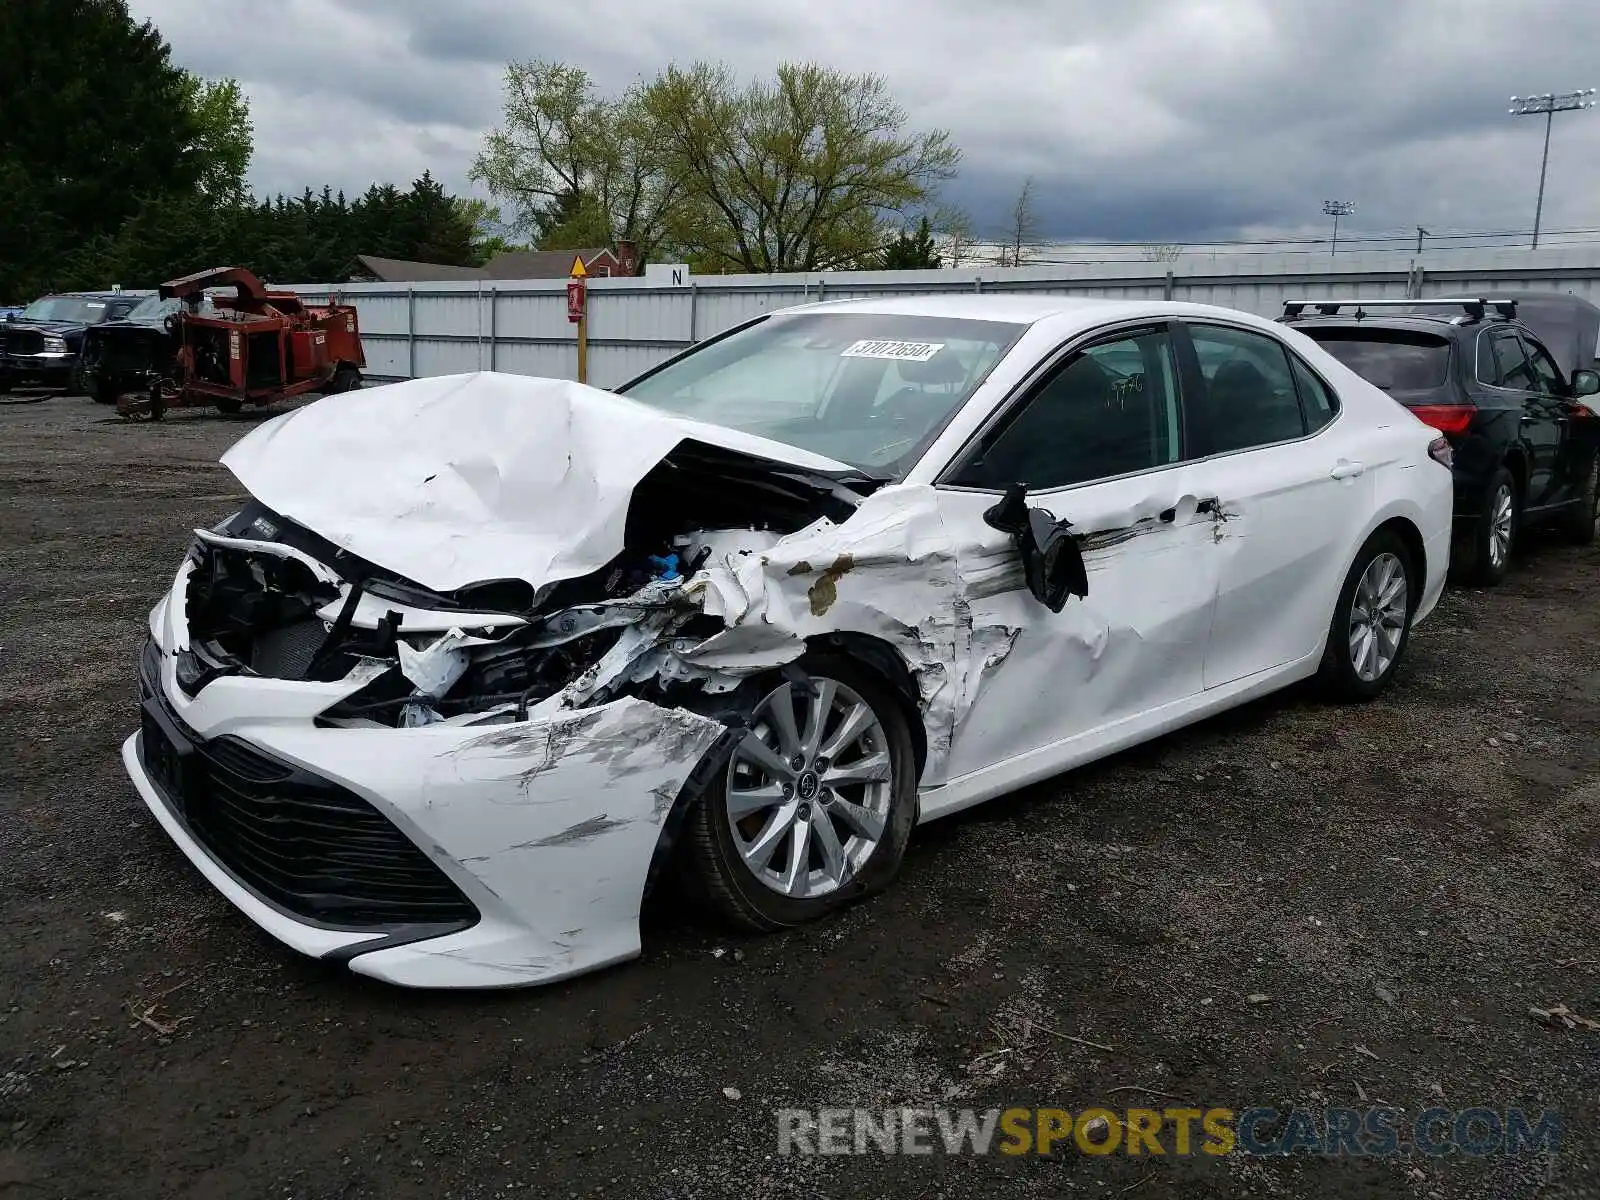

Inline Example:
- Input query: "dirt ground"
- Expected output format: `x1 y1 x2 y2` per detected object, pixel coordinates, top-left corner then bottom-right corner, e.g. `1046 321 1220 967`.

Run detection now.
2 391 1598 1200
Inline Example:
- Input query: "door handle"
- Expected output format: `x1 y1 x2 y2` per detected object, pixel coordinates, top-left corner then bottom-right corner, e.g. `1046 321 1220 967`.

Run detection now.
1330 460 1366 480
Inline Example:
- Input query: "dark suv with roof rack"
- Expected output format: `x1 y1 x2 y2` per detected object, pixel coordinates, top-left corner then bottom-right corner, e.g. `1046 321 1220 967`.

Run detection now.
1280 294 1600 584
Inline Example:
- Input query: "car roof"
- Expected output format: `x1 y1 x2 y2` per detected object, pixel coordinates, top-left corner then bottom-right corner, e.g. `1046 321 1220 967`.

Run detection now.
769 293 1290 334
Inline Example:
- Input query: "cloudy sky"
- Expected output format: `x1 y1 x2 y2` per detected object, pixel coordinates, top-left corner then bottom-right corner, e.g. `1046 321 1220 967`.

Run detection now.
131 0 1600 252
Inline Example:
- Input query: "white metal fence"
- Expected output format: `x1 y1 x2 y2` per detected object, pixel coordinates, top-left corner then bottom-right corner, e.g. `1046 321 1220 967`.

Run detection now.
285 246 1600 389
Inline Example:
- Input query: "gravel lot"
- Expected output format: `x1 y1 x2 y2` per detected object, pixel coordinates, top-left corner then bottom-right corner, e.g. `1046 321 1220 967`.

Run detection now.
2 391 1598 1200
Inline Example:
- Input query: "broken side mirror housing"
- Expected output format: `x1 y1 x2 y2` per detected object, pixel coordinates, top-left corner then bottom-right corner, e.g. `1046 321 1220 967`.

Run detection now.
982 483 1089 613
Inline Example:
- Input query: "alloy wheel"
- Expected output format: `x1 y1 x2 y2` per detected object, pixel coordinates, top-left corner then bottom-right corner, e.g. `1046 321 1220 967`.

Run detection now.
1348 552 1409 684
1488 484 1515 569
724 678 893 899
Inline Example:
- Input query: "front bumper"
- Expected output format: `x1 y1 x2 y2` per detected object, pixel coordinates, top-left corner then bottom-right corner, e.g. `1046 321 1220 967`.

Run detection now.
124 567 727 988
2 351 73 384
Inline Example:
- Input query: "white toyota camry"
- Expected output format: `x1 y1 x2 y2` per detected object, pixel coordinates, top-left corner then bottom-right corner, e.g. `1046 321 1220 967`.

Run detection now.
123 296 1453 988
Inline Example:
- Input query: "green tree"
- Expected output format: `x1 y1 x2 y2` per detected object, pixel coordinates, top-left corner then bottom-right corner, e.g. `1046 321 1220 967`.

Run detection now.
0 0 203 297
869 216 943 270
470 60 676 270
642 62 960 273
454 198 527 264
179 74 254 202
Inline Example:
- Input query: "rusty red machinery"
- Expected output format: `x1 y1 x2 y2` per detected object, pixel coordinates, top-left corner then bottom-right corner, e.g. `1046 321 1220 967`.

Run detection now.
118 267 364 417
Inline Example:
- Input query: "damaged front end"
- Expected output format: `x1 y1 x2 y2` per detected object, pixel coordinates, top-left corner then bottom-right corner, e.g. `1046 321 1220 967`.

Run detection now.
180 439 873 732
127 373 1085 986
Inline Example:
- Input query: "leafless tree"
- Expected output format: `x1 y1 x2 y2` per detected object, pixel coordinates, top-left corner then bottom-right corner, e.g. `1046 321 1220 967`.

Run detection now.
930 203 978 268
995 176 1042 267
1139 243 1185 263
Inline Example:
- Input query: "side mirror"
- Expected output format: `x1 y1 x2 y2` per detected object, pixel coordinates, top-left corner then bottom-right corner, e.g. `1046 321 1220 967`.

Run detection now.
1573 369 1600 397
982 483 1089 612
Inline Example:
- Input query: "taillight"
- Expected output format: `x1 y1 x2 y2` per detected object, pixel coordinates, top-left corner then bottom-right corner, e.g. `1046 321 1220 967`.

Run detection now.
1427 436 1453 469
1410 405 1475 435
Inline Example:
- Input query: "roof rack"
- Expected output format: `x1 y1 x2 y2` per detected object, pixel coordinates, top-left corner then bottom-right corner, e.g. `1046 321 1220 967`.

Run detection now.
1281 297 1519 323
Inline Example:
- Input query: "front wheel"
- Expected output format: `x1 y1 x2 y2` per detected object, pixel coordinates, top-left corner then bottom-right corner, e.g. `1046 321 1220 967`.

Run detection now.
684 654 918 931
1318 529 1415 703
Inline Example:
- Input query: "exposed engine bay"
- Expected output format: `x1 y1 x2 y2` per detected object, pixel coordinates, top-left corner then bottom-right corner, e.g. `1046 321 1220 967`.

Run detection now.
181 440 874 731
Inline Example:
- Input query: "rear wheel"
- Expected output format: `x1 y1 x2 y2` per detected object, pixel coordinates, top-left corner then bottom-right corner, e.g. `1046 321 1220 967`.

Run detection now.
1451 466 1518 586
684 654 917 931
1561 452 1599 545
328 364 362 393
1318 529 1414 703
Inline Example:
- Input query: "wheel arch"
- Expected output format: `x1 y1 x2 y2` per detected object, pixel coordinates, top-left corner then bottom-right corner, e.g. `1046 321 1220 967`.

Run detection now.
641 633 929 902
1503 445 1529 502
804 632 929 781
1373 515 1427 612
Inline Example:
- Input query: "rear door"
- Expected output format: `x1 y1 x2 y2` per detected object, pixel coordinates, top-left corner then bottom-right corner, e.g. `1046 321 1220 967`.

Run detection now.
1176 321 1376 691
1484 328 1561 506
932 321 1223 781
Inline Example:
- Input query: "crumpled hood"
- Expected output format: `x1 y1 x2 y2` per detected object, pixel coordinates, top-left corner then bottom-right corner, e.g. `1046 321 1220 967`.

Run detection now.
220 371 856 594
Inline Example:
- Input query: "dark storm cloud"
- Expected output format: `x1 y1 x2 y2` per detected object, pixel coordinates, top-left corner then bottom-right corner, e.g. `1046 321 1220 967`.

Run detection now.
133 0 1600 243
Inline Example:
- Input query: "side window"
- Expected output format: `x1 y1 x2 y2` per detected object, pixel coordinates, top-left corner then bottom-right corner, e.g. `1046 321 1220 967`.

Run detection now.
1489 330 1537 390
1476 332 1501 385
951 327 1181 490
1289 354 1339 433
1521 335 1569 396
1187 324 1307 454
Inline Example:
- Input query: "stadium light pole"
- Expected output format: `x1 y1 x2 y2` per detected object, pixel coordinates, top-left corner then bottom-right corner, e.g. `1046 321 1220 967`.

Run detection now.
1322 200 1355 256
1510 89 1595 249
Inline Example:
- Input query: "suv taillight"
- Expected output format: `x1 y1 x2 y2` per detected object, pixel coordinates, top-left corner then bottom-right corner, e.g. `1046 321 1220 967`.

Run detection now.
1410 404 1475 435
1428 436 1453 469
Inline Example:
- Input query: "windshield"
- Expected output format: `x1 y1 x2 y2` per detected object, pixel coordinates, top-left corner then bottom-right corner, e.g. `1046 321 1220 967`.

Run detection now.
1306 328 1451 391
616 313 1028 475
19 296 112 324
124 295 182 323
124 295 216 323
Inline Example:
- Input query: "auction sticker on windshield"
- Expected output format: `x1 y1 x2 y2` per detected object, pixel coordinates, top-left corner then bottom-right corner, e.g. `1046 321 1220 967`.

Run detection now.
840 340 946 362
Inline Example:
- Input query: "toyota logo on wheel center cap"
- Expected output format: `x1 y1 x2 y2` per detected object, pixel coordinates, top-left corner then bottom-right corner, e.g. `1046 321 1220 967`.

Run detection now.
796 771 820 800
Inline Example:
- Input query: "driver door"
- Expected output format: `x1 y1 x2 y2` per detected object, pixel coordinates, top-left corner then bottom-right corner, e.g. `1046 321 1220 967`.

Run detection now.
931 322 1223 784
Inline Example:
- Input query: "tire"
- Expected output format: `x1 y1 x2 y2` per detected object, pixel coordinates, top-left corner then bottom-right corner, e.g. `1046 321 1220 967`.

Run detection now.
214 397 242 414
329 365 362 393
1561 451 1599 545
1317 528 1416 703
684 653 918 931
1449 466 1518 586
0 372 10 395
